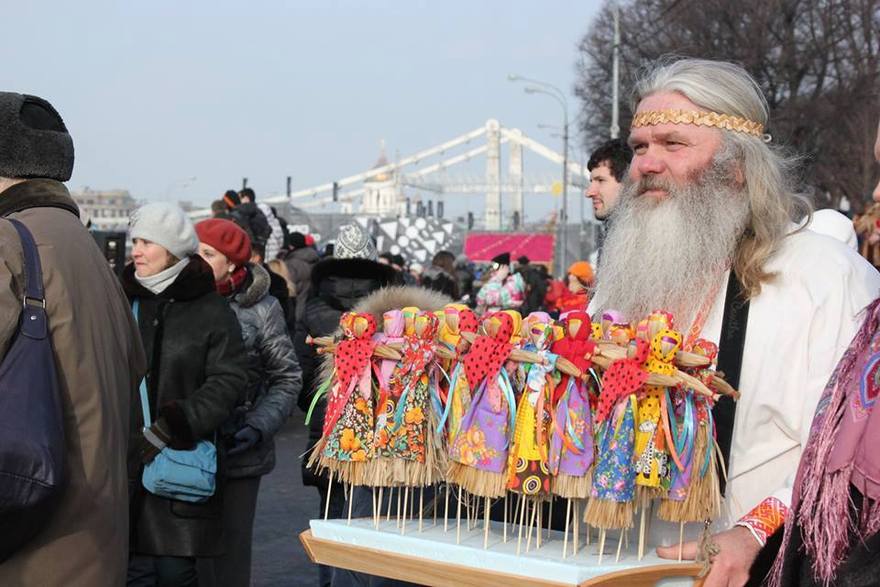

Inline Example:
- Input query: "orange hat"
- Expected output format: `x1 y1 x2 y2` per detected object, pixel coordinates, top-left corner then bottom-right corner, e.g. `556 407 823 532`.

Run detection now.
568 261 594 283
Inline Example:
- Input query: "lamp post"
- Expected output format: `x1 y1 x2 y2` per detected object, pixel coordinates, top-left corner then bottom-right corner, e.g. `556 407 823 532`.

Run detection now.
509 74 570 273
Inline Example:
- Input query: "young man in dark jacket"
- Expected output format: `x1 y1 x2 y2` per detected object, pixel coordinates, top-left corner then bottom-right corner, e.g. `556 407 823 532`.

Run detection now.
293 223 397 587
222 190 271 249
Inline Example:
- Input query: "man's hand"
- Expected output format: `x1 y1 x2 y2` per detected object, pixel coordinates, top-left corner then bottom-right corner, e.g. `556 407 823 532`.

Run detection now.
656 526 761 587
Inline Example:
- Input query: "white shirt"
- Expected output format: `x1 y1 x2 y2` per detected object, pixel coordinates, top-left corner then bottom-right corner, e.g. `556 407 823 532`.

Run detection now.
699 229 879 528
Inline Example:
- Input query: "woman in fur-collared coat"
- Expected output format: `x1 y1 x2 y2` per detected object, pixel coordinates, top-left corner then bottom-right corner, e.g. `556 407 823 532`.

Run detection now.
123 203 247 587
195 218 302 587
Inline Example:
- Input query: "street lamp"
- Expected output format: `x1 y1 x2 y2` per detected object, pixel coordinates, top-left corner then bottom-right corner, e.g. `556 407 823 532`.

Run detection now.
509 74 570 274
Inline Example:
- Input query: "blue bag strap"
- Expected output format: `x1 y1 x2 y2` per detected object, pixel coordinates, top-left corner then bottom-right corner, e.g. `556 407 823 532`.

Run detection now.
7 219 48 340
131 299 152 428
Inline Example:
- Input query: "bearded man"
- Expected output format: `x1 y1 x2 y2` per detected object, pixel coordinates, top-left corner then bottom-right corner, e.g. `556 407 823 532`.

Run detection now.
591 58 880 586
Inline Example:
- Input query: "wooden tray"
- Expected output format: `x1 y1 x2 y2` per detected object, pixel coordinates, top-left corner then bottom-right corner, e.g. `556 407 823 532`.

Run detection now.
300 529 705 586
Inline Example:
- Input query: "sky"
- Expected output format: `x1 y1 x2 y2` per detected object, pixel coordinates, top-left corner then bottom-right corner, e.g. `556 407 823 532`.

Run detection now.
2 1 604 219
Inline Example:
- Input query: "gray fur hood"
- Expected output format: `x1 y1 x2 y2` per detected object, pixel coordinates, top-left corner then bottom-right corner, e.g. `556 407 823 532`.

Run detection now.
233 263 271 308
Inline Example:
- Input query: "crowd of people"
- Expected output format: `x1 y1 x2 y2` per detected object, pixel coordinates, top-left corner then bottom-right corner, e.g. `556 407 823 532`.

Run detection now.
1 54 880 587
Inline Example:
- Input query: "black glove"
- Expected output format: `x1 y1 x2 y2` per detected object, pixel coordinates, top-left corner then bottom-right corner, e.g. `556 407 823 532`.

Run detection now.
228 425 262 455
140 419 172 464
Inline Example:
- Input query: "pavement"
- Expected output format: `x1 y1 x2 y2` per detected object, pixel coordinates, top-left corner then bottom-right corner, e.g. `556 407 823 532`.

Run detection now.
252 418 321 587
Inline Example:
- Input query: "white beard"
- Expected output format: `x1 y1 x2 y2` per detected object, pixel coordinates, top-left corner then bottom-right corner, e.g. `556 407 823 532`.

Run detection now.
592 151 750 330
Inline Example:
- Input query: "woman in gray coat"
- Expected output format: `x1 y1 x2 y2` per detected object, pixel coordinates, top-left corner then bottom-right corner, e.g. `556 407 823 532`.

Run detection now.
196 218 302 587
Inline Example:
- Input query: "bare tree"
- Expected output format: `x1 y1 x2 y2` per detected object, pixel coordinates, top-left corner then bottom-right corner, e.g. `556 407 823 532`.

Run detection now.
575 0 880 211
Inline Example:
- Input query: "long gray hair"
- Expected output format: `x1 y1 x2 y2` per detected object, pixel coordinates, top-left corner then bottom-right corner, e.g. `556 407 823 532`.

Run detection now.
632 58 811 298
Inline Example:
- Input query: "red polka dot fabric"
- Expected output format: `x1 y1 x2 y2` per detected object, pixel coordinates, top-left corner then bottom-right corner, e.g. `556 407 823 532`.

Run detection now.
464 312 513 388
595 338 650 423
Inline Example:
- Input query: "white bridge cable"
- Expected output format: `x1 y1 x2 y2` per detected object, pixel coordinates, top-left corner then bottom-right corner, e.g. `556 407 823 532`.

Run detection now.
189 120 589 216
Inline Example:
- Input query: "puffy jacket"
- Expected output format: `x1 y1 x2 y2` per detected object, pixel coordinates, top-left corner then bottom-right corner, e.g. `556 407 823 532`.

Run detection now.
256 202 285 261
122 257 248 557
293 257 398 488
225 263 302 478
230 202 271 248
283 246 320 319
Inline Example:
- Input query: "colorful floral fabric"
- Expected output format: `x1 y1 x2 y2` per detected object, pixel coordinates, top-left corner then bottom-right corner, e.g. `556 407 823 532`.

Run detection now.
591 395 637 503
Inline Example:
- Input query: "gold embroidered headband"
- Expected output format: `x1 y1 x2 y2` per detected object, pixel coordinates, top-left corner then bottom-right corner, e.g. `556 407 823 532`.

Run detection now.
631 109 765 138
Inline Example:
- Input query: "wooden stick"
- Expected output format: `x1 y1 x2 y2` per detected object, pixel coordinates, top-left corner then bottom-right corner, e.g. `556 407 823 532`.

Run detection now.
573 500 580 555
483 496 490 549
456 486 463 545
444 484 450 532
376 487 383 529
503 493 508 543
410 485 415 520
615 528 624 563
396 486 402 529
516 494 526 555
324 470 333 520
598 529 606 565
678 522 685 562
387 487 394 522
371 487 376 527
526 500 538 552
537 502 543 549
638 504 647 561
563 499 572 559
419 487 424 533
347 482 354 525
547 498 554 541
432 485 437 527
401 487 409 535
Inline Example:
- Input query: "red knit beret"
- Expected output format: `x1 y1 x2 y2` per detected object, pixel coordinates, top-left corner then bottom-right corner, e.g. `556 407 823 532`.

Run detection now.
196 218 252 266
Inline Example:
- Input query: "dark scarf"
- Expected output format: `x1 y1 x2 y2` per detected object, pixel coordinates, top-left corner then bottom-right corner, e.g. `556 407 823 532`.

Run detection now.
0 179 80 218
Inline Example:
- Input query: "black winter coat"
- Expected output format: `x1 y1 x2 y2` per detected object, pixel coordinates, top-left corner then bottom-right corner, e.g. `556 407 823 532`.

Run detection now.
293 257 397 488
225 264 302 478
122 257 248 558
230 202 271 248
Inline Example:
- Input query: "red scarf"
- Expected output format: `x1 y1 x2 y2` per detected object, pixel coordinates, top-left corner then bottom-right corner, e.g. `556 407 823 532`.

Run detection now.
217 265 248 297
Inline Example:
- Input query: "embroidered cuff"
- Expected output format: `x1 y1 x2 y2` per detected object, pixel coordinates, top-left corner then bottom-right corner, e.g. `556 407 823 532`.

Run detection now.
736 497 789 546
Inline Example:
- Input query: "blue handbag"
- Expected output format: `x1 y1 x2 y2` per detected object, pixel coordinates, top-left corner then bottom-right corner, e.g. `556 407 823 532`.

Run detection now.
133 299 217 503
0 219 66 561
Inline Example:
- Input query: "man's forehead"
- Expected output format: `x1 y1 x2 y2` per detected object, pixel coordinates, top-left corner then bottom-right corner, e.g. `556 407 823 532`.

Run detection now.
591 162 614 176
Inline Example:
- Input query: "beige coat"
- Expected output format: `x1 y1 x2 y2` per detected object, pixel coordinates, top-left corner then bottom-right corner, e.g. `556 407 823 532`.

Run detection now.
0 180 145 586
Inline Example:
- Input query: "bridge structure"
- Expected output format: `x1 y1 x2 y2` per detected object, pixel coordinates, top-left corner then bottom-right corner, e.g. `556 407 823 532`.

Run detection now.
248 118 594 232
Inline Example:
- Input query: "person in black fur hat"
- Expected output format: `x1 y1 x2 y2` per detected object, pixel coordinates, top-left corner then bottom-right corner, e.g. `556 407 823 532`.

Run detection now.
0 92 146 586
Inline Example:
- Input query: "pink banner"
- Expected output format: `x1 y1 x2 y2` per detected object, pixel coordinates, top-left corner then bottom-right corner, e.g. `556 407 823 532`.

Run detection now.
464 232 555 264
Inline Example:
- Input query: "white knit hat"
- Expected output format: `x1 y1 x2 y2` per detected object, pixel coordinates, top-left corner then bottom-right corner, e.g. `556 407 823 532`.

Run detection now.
129 202 199 260
334 223 378 261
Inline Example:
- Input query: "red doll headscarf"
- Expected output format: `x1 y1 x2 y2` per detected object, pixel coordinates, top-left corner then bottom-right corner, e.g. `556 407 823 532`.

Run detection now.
551 310 597 403
464 312 514 388
458 308 479 336
324 312 377 436
595 337 650 423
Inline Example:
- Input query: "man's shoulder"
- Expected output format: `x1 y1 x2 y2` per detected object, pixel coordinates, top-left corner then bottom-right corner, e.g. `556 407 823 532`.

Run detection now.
769 228 880 293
